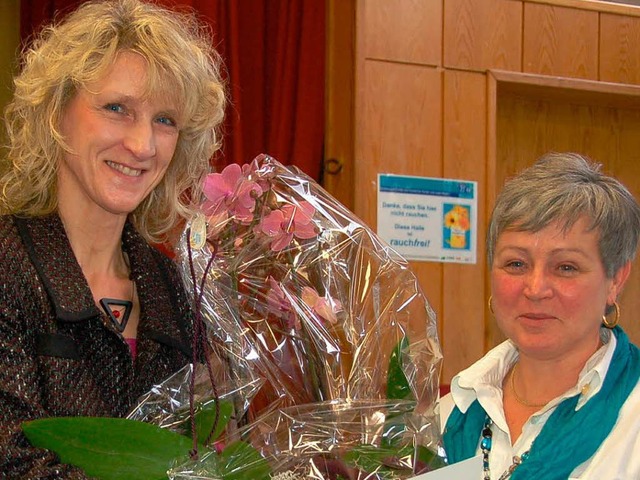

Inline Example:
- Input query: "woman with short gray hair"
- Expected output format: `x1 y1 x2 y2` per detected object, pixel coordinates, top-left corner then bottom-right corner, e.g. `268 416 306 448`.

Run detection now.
440 152 640 479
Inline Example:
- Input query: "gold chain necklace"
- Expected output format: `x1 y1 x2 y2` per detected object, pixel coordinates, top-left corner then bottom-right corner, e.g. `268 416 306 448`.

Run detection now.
510 363 547 408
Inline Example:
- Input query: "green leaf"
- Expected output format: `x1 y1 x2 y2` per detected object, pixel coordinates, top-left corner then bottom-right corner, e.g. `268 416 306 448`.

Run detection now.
22 417 195 480
343 443 446 478
183 399 234 446
383 336 414 449
192 440 271 480
386 336 413 401
380 412 410 449
415 444 448 471
218 440 272 480
343 443 412 478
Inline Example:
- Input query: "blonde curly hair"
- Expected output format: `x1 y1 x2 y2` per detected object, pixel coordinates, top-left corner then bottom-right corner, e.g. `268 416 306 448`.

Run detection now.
1 0 226 243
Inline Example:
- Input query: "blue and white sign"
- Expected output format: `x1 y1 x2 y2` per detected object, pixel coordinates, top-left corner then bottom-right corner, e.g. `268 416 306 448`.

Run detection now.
377 173 477 264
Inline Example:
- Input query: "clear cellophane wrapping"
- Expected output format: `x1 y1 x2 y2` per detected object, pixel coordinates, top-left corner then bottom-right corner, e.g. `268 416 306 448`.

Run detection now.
130 154 447 479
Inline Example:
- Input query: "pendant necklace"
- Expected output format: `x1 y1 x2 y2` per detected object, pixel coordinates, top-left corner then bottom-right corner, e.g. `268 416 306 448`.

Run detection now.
100 279 136 333
481 416 530 480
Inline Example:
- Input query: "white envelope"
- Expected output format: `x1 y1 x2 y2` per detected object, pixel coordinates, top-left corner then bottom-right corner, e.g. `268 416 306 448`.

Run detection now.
411 455 482 479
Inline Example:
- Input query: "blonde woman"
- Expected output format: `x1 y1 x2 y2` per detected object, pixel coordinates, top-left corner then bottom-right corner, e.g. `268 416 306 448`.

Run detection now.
0 0 226 476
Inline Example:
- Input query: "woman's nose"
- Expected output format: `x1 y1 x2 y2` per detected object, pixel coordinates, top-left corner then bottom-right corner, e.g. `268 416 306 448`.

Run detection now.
523 267 552 299
124 121 156 159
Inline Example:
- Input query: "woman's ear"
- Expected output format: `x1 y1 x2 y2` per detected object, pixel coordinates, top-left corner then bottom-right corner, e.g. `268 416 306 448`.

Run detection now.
609 261 632 304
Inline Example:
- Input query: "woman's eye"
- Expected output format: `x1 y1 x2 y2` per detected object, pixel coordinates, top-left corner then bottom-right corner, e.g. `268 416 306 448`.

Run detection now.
502 260 526 272
506 260 524 268
104 103 125 114
156 115 177 127
558 264 578 273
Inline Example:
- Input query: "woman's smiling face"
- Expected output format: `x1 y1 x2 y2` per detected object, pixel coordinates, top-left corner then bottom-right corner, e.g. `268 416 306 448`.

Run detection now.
490 216 629 362
58 50 180 218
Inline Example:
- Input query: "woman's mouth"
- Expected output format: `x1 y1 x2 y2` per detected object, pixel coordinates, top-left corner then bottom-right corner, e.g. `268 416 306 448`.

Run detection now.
106 160 142 177
521 312 554 321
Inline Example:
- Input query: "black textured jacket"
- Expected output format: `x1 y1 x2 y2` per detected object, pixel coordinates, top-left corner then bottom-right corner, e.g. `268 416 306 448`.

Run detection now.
0 214 193 478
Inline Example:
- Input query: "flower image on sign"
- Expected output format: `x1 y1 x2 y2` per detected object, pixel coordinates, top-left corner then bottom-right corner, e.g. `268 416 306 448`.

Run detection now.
377 174 477 264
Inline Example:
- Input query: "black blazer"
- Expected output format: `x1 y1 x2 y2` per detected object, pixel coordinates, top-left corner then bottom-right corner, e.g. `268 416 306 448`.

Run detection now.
0 214 193 478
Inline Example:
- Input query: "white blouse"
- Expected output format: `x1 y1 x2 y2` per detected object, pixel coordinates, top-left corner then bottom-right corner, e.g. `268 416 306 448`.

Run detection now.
438 330 640 479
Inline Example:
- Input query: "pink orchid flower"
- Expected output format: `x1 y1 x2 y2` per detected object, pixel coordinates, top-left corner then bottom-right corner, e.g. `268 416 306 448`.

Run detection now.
242 158 272 193
202 163 262 224
301 286 342 324
265 277 298 330
258 201 317 251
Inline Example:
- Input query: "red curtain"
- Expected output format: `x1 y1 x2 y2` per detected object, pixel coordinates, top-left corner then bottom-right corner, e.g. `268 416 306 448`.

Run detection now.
20 0 83 40
19 0 325 180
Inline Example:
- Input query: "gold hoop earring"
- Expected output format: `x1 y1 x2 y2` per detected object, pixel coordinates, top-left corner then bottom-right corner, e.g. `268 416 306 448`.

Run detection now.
488 295 494 315
602 302 620 329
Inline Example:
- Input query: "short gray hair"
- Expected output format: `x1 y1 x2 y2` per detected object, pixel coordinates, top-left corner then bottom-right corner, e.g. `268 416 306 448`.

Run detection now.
487 152 640 278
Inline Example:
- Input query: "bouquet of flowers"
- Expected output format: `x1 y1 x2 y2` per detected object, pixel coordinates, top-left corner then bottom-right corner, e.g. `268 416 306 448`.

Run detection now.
167 155 446 478
22 155 447 479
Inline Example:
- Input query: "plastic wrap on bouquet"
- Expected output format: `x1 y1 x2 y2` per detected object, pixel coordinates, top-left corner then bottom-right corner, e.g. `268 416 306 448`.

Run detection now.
233 399 446 479
127 362 262 435
168 399 446 480
167 154 446 478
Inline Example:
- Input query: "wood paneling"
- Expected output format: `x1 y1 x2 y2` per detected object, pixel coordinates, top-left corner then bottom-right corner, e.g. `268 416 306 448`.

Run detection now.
523 3 599 79
353 0 640 386
441 70 488 382
324 0 355 210
489 69 640 108
355 60 443 330
362 0 441 65
600 13 640 85
527 0 640 17
356 61 443 225
444 0 522 72
495 101 640 200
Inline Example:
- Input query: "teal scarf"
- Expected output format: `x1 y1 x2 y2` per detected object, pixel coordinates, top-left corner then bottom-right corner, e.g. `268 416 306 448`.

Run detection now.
443 326 640 480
